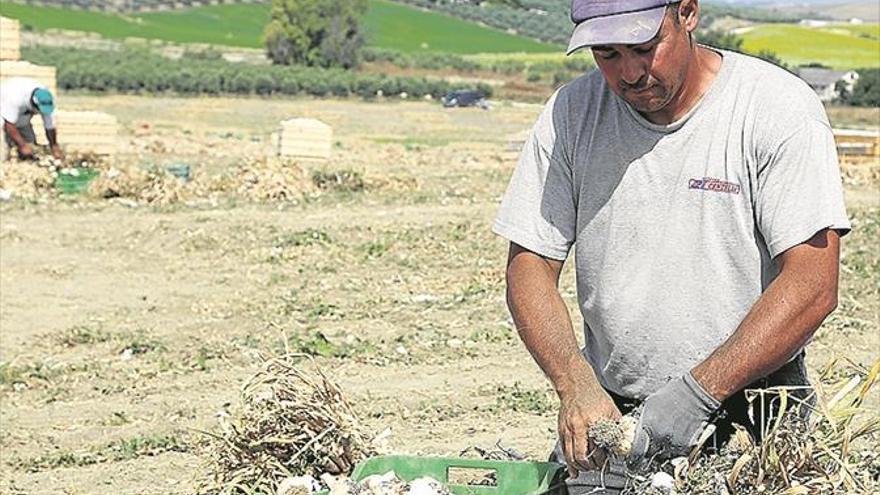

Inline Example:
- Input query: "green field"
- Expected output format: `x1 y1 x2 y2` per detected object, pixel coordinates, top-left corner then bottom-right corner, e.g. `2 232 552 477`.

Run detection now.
824 23 880 41
0 0 558 54
0 2 267 47
362 0 556 53
740 23 880 69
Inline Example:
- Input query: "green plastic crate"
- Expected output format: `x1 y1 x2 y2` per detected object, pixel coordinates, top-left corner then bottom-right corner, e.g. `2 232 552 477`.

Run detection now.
315 455 566 495
55 168 99 195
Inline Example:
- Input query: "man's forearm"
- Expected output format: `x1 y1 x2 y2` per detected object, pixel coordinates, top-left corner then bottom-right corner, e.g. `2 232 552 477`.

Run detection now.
4 121 27 148
693 230 840 401
46 128 58 148
506 245 600 395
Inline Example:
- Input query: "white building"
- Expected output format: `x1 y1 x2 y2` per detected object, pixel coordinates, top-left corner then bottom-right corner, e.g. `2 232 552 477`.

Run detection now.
796 68 860 102
799 19 830 27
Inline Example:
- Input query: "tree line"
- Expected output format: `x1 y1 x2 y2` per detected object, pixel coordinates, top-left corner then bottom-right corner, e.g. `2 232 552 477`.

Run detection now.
24 46 492 98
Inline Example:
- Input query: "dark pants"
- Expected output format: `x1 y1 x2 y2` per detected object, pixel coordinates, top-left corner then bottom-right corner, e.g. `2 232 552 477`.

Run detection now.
550 353 813 494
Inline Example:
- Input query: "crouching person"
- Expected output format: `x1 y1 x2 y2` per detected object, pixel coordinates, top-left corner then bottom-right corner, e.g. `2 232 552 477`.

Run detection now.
1 77 63 161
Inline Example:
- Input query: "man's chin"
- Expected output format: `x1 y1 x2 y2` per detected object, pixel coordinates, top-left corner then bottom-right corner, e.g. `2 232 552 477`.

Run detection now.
627 100 663 114
623 95 671 116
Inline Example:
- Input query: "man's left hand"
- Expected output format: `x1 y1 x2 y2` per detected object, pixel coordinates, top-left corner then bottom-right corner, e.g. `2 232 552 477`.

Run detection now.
628 372 720 466
50 144 64 160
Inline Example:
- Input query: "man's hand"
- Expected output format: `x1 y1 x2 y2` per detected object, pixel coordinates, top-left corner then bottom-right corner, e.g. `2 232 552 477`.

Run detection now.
17 143 34 160
558 382 621 475
629 372 719 465
505 242 621 476
50 144 64 160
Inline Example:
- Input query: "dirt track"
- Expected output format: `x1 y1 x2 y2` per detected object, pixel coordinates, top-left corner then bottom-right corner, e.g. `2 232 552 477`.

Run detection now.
0 96 877 494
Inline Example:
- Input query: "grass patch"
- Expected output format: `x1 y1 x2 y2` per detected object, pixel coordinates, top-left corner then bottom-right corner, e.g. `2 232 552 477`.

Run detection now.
278 331 376 359
371 136 452 149
311 169 366 193
275 228 333 248
304 301 341 321
118 331 166 355
56 324 111 347
191 346 216 371
413 400 468 422
20 433 187 472
469 324 516 344
0 360 64 388
360 239 393 259
486 382 555 416
454 279 494 303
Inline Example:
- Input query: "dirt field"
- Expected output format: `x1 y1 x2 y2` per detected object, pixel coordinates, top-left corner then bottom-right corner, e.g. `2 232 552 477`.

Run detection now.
0 96 877 494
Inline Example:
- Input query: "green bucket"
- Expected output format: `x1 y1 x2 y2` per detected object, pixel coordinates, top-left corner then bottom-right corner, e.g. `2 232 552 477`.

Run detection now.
315 455 566 495
55 168 99 195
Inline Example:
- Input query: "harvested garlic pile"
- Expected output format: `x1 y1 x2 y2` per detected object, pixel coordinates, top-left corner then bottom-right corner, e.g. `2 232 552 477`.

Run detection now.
276 471 452 495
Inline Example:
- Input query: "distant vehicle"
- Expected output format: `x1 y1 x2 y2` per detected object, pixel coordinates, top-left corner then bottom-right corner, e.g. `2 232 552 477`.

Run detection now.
442 90 489 109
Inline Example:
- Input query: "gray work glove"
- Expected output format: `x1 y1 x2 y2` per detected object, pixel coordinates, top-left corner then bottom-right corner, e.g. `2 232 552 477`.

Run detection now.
628 372 720 466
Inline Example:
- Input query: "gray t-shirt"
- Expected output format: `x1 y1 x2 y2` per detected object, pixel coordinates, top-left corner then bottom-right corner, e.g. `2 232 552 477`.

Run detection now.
493 50 850 399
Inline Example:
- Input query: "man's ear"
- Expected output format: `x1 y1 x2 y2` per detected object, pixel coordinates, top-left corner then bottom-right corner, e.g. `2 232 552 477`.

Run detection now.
679 0 700 34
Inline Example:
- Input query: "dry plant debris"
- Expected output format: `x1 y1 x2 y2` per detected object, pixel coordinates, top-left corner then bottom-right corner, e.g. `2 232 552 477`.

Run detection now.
0 151 106 200
0 160 55 200
621 358 880 495
232 157 313 202
89 162 189 205
88 156 314 205
2 153 316 205
198 354 375 495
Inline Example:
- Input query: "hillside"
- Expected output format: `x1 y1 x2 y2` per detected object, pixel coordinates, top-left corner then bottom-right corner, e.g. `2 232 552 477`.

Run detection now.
0 0 558 53
748 1 880 22
1 0 876 67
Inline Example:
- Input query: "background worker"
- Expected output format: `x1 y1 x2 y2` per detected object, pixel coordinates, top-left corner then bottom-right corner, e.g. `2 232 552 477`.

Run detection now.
493 0 850 492
1 77 63 161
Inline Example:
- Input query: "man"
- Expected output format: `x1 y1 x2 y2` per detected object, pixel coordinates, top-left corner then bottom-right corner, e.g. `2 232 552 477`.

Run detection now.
1 77 63 161
493 0 849 491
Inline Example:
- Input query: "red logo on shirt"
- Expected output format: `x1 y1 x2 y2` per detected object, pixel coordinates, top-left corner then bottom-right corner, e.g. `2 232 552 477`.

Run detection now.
688 177 741 195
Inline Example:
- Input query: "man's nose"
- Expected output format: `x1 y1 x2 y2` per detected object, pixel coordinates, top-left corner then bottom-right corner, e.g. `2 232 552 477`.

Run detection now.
620 54 647 86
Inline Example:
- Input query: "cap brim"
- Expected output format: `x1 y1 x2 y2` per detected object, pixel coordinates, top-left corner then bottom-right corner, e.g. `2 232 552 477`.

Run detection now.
37 104 54 114
567 6 666 55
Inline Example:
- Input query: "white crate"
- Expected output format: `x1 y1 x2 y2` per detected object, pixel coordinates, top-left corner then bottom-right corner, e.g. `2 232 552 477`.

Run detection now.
0 60 57 96
278 118 332 161
32 110 118 155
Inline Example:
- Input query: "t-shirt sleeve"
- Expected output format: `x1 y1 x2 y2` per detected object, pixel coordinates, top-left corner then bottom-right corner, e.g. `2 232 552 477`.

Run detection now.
0 81 26 124
492 93 577 261
755 117 851 259
0 97 18 124
41 112 55 130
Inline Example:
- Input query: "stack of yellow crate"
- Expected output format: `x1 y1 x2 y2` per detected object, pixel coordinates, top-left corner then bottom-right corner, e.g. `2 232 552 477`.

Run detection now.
833 128 880 158
0 17 58 95
0 16 21 61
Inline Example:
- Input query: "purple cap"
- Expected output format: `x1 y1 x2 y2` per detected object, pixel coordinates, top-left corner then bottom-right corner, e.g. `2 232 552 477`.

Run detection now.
568 0 672 54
